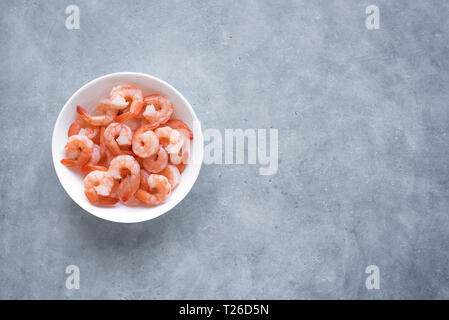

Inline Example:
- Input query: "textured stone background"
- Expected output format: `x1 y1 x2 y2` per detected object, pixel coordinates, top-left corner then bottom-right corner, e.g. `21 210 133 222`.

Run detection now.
1 0 449 299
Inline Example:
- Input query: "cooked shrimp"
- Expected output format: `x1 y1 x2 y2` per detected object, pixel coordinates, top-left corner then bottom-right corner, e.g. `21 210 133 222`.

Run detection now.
110 85 144 122
131 124 159 158
76 100 117 126
169 129 190 165
84 170 119 205
155 126 184 154
61 135 94 167
161 119 193 140
141 94 173 127
104 122 133 155
123 117 142 131
160 164 181 190
68 118 99 141
88 144 101 165
108 155 140 203
135 174 171 205
142 146 168 173
82 164 107 174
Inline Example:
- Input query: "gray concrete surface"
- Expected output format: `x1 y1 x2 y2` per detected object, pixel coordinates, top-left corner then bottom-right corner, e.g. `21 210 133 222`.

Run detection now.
1 0 449 299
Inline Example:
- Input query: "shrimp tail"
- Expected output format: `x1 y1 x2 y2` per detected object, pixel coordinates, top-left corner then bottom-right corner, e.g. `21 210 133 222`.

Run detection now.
61 158 78 167
114 102 144 123
68 120 82 137
81 165 108 174
76 105 90 120
99 196 120 205
77 105 113 126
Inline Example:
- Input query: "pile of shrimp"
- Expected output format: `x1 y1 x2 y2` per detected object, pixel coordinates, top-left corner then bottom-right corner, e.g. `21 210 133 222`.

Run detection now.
60 85 193 207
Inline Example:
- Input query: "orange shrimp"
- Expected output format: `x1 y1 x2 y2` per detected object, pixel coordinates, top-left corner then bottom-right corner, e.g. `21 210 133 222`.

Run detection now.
84 171 119 205
108 155 141 203
111 85 144 122
142 146 168 173
61 135 94 167
135 174 171 206
104 122 133 155
160 164 181 190
160 119 193 140
81 164 108 175
131 124 159 158
141 94 173 127
155 126 184 154
168 129 190 165
68 118 99 141
176 163 187 174
76 100 117 126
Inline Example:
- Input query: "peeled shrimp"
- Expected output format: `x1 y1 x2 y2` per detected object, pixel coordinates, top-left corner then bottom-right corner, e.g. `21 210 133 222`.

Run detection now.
135 174 171 206
160 164 181 190
76 100 117 126
161 119 193 140
61 134 94 167
141 94 173 127
84 170 118 205
169 129 190 165
132 124 159 158
87 144 100 164
108 155 140 203
142 146 168 173
110 85 144 122
155 126 184 154
68 118 99 141
104 122 133 155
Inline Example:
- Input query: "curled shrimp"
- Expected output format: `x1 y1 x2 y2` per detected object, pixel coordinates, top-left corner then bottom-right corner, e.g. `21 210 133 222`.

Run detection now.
84 170 119 205
155 126 184 154
141 94 173 127
61 135 94 167
68 118 99 141
160 164 181 190
160 119 193 140
110 85 144 122
135 174 171 206
132 124 159 158
108 155 140 203
169 129 190 165
104 122 133 155
142 146 168 173
76 100 117 126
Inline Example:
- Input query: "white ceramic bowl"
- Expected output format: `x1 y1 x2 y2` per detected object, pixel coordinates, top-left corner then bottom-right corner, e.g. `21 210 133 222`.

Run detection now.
52 72 203 223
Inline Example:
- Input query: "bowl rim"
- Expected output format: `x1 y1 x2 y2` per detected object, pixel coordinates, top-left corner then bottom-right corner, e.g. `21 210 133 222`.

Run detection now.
52 72 203 223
